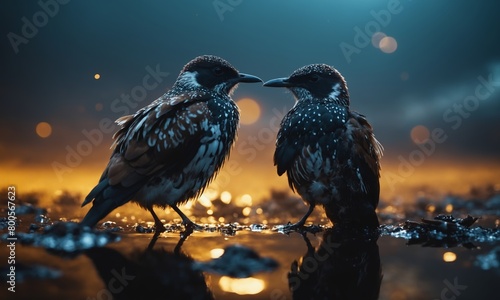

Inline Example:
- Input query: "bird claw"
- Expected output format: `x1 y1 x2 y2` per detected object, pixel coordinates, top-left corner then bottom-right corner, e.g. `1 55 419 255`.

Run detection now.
275 222 305 234
275 222 323 235
285 222 303 231
179 221 203 237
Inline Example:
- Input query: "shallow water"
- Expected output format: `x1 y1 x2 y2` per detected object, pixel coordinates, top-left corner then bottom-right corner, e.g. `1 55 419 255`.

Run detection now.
1 218 499 300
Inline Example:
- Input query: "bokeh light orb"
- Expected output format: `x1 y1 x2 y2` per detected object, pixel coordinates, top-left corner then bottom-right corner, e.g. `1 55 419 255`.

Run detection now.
219 277 265 295
443 252 457 262
36 122 52 138
379 36 398 53
95 103 103 111
94 73 101 80
210 248 224 259
220 191 232 204
236 98 261 125
410 125 430 144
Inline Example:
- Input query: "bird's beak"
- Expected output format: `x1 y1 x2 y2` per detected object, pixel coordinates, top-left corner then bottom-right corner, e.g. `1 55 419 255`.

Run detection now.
236 73 263 83
263 77 292 87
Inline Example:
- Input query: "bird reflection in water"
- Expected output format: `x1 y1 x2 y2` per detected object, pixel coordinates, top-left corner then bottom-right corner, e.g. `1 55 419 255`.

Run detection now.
85 232 214 300
85 230 278 300
288 226 382 300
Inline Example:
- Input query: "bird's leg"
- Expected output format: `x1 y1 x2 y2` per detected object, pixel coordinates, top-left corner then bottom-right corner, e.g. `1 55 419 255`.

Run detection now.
287 204 315 230
147 232 160 251
174 229 194 256
170 205 203 231
148 207 166 233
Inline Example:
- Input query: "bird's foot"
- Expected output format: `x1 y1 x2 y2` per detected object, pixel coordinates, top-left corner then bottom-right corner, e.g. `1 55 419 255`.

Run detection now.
184 221 204 232
178 221 203 239
170 205 203 232
275 222 323 235
275 221 306 234
275 205 316 234
285 221 305 231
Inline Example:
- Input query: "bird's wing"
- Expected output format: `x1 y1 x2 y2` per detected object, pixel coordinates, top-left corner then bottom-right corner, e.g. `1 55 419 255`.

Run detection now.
274 105 303 177
83 91 213 207
348 111 383 178
341 111 383 209
274 104 346 189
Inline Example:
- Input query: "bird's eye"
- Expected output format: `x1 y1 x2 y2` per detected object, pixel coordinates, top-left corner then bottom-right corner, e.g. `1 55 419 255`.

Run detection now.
212 66 225 76
309 74 320 83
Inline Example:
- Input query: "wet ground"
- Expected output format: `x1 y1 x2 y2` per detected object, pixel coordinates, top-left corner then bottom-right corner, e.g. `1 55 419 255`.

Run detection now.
1 190 500 300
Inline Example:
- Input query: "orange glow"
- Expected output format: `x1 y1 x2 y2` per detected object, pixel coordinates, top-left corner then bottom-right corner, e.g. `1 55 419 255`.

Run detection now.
35 122 52 138
3 157 500 211
379 159 500 200
379 36 398 53
410 125 430 144
235 194 253 207
390 290 408 300
94 73 100 80
2 129 500 218
236 98 261 125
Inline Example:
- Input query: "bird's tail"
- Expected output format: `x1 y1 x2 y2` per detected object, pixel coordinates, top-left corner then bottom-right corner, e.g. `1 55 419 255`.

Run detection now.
80 178 138 228
80 198 120 228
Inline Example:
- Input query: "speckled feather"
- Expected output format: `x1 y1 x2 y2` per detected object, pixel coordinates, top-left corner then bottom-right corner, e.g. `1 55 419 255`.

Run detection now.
108 90 239 208
273 64 383 226
289 64 341 78
81 55 244 227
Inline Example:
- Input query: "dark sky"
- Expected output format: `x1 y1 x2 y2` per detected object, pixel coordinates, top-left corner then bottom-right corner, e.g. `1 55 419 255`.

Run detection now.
1 0 500 192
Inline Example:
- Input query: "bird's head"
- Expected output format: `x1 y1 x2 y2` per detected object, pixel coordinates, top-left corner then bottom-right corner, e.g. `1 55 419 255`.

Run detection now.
175 55 262 95
264 64 350 106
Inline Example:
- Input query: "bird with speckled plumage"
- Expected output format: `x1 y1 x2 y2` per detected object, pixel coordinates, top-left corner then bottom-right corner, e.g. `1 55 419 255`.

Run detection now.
264 64 383 229
80 55 262 232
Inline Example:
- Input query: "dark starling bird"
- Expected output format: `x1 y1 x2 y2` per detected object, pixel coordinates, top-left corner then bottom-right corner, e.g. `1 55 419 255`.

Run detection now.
81 55 262 232
264 64 383 228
